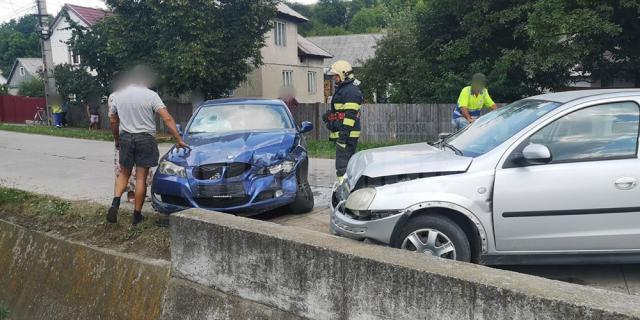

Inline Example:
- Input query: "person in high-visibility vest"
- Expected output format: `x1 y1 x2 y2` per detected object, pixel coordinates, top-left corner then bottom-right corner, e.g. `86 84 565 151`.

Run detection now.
323 60 363 182
452 73 498 131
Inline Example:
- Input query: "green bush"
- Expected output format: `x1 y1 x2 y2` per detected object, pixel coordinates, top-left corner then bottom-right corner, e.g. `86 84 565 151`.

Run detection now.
18 77 44 97
0 301 9 320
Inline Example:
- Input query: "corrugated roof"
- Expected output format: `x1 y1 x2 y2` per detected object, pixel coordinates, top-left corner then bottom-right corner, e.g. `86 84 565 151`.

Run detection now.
65 4 112 26
276 3 308 22
297 35 333 58
307 33 384 68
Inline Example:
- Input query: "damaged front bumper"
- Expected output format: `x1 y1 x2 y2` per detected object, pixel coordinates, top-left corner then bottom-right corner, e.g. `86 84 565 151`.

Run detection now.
330 182 405 244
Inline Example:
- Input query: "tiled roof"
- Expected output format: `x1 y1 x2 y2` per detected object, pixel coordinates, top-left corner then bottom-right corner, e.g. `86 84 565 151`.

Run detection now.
66 4 112 26
307 33 384 68
298 35 333 59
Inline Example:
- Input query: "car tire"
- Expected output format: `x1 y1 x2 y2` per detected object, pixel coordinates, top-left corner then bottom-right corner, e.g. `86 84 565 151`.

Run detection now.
288 179 314 214
393 214 471 262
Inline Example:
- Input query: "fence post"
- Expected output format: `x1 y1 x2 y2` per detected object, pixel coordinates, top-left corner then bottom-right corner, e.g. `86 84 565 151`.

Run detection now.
314 103 320 141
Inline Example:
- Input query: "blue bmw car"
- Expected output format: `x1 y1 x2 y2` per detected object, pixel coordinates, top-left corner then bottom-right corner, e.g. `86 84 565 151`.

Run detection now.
151 98 314 216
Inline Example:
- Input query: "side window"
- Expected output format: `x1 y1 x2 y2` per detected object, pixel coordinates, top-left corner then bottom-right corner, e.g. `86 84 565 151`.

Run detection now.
529 102 640 163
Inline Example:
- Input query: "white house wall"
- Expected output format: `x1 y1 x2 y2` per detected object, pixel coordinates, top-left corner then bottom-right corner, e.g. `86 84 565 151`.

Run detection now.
50 11 87 66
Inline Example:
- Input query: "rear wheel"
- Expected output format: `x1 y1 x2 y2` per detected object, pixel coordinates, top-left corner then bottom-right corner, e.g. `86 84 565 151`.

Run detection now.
393 214 471 262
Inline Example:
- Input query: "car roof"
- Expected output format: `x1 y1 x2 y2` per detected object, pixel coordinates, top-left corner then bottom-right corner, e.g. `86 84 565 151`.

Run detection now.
200 98 285 106
525 89 640 104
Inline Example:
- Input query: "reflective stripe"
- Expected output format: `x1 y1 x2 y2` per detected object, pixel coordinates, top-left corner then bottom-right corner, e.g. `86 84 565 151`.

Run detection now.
343 118 356 126
334 102 361 111
330 131 339 139
342 102 361 111
349 131 361 138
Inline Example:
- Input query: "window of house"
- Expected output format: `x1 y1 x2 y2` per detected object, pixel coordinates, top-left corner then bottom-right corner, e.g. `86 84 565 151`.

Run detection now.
274 21 286 47
71 52 81 65
19 67 25 76
307 71 317 93
282 70 293 88
528 102 640 162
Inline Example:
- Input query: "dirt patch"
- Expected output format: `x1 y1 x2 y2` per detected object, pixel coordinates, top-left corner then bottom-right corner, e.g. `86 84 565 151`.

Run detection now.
0 187 170 260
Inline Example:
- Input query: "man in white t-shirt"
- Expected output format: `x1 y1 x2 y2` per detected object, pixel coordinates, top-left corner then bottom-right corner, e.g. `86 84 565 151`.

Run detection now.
107 67 189 225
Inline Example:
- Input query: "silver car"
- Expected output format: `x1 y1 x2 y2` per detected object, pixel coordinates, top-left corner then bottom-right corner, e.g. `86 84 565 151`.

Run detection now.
331 89 640 264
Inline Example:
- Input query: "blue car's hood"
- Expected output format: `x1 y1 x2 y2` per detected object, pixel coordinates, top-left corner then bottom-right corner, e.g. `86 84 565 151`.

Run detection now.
165 130 297 167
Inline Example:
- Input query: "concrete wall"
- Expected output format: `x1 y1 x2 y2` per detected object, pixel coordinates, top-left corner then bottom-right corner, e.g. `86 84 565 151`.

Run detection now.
167 209 640 320
0 220 170 320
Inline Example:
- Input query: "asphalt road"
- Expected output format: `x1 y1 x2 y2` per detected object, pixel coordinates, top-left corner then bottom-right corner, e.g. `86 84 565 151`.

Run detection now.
0 130 638 296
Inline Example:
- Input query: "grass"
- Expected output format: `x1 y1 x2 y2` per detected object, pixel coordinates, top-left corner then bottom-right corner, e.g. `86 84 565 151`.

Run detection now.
0 187 170 260
306 140 404 159
0 123 174 143
0 301 8 320
1 122 405 159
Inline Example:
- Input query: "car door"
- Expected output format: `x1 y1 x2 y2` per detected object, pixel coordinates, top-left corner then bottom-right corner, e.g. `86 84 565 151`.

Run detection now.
493 100 640 252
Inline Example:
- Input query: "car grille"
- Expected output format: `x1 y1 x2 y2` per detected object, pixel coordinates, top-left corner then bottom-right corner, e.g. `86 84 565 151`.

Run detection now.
194 163 251 180
195 183 246 198
194 196 249 208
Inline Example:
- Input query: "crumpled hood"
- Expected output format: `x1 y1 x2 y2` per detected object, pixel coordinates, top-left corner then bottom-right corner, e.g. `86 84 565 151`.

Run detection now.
165 130 296 167
346 143 473 187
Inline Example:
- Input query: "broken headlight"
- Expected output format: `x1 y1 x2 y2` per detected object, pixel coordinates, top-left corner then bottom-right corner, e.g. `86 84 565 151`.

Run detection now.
257 160 296 176
345 188 376 211
158 161 186 178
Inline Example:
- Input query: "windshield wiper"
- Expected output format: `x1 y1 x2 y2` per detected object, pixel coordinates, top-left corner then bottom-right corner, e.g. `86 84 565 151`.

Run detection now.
442 142 463 156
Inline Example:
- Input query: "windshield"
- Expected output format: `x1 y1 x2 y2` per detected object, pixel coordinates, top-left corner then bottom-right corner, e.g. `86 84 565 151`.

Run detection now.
188 104 294 134
447 99 561 157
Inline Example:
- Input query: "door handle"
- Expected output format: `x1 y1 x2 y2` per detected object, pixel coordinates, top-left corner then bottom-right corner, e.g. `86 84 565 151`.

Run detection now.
615 177 638 190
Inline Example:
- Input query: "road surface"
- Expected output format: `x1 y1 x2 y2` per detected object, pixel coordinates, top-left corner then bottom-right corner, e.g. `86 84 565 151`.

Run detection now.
0 130 638 296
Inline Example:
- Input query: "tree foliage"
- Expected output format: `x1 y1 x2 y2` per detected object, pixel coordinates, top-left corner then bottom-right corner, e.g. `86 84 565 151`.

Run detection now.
69 0 277 98
361 0 640 103
53 64 103 104
0 15 43 77
18 77 44 97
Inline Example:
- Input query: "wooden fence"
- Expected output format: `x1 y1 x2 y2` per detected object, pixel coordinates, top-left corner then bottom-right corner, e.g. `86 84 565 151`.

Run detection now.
66 102 501 143
290 103 458 142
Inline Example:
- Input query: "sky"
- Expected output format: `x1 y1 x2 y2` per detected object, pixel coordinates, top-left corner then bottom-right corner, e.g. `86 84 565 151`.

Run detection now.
0 0 319 23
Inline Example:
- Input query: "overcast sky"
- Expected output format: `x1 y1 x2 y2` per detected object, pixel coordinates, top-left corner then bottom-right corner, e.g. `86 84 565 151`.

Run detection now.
0 0 319 23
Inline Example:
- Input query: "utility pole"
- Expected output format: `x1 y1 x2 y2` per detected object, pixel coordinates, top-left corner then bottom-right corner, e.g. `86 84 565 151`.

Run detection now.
35 0 56 123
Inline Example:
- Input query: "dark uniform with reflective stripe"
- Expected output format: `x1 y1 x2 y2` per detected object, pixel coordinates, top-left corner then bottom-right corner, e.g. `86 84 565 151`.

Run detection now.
328 78 363 177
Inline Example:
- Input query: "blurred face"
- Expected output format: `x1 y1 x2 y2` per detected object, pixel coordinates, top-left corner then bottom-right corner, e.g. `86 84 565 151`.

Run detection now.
471 81 485 92
332 74 341 82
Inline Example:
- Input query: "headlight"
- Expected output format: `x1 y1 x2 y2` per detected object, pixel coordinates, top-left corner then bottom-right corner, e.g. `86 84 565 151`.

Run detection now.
345 188 376 211
158 161 186 178
258 161 296 175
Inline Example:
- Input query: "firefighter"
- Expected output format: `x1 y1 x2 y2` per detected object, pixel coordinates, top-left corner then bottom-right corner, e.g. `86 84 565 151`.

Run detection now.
323 60 363 182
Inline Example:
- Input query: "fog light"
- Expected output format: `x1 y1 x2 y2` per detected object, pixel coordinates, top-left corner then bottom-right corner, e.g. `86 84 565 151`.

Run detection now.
275 190 284 198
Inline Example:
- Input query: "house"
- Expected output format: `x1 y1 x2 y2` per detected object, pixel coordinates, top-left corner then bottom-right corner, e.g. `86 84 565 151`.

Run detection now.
0 72 7 85
233 3 332 104
307 33 383 100
6 58 44 95
50 4 111 66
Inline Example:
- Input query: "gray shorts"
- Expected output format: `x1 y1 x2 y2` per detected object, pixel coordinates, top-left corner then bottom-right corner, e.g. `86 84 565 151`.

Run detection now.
118 132 159 169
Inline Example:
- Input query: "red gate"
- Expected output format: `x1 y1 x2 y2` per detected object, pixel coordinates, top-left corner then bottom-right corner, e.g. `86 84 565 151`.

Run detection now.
0 95 46 124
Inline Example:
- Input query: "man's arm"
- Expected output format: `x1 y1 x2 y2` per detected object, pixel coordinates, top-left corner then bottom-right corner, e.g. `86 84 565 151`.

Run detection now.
86 104 91 117
485 91 497 111
110 113 120 148
157 108 189 149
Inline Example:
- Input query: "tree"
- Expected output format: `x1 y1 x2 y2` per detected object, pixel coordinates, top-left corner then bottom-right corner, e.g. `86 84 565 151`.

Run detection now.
315 0 349 28
53 64 103 104
18 77 44 97
0 15 43 77
0 84 8 95
349 6 386 33
70 0 277 99
362 0 640 103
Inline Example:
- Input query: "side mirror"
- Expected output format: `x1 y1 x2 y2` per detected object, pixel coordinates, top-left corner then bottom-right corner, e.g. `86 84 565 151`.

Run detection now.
176 124 183 136
300 121 313 134
520 143 552 165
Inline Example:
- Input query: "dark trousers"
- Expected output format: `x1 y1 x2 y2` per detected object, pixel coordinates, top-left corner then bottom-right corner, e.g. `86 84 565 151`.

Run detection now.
335 138 358 177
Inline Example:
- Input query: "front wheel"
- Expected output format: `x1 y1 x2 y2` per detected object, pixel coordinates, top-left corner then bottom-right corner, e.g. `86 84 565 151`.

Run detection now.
393 214 471 262
288 180 314 214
